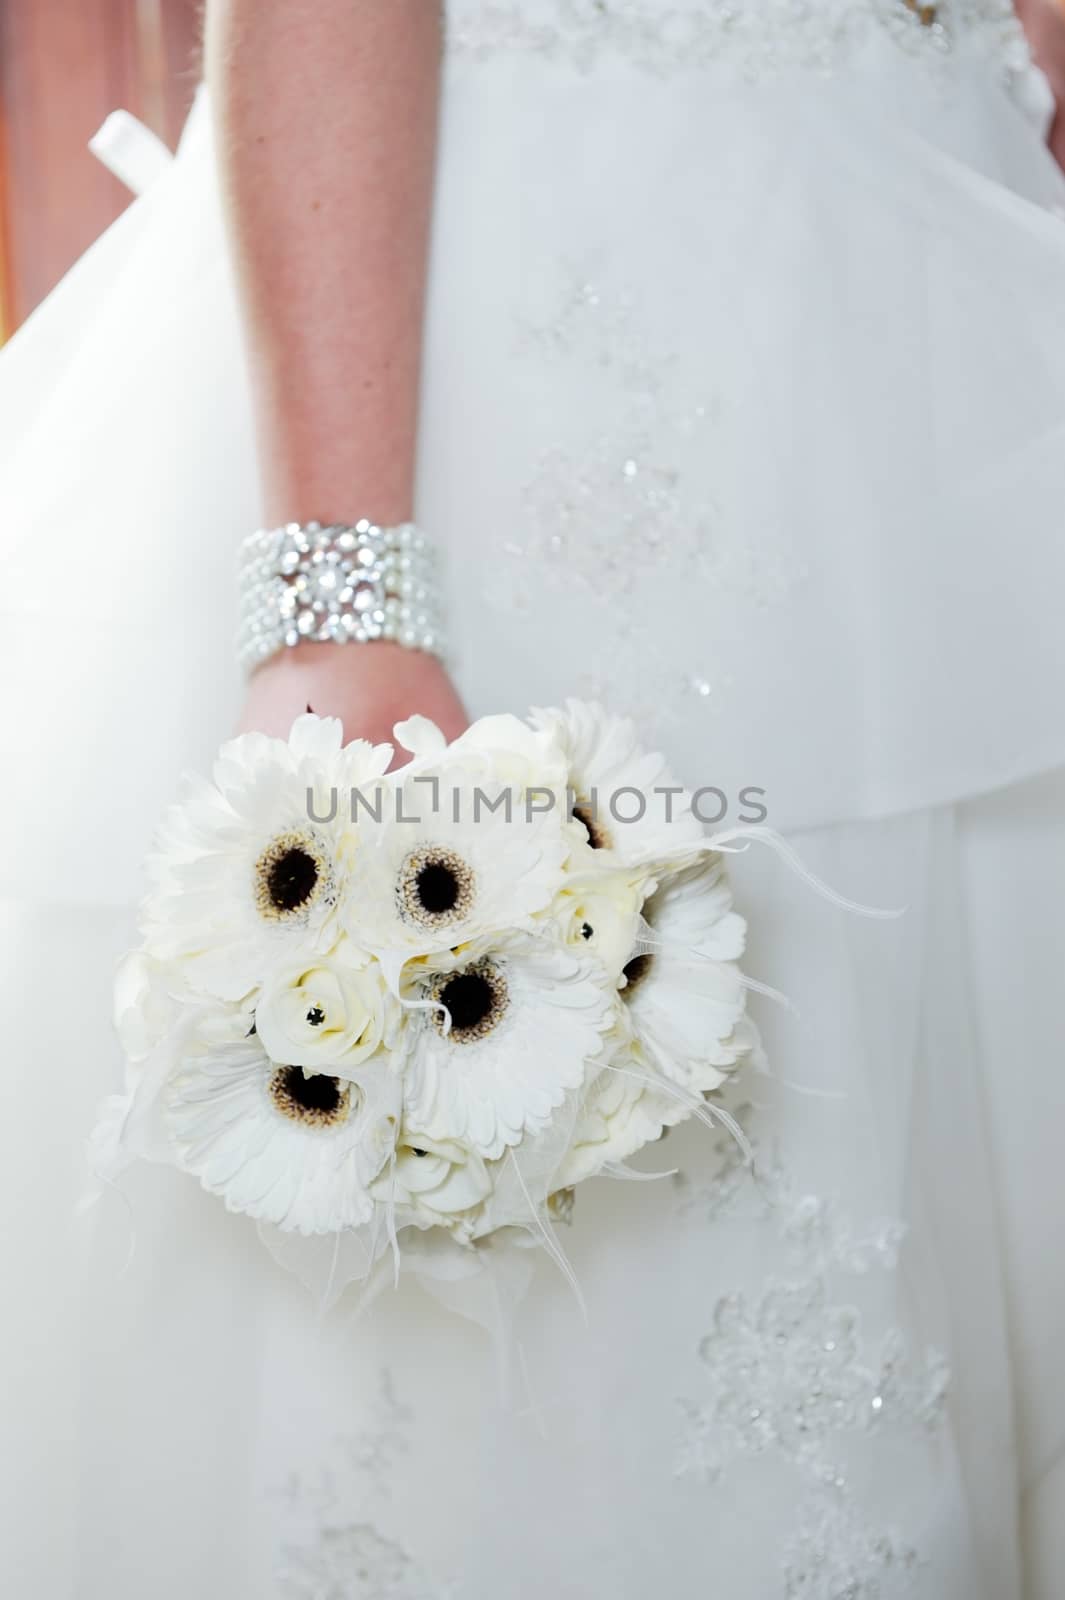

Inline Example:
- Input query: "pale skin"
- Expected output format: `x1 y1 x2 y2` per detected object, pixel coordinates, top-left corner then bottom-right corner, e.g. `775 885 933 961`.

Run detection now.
205 0 466 750
1017 0 1065 169
208 0 1065 756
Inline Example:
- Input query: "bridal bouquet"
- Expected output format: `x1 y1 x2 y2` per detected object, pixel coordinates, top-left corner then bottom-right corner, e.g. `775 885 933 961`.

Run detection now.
94 703 754 1274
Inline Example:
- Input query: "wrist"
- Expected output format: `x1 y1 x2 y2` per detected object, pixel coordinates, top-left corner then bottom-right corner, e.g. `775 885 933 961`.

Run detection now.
238 641 467 747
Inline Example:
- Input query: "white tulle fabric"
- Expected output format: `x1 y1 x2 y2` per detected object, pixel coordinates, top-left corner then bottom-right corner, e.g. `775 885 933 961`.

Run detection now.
1 6 1064 1597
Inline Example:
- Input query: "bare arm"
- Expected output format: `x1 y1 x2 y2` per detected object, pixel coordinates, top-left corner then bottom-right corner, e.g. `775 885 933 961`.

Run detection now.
205 0 467 742
1016 0 1065 170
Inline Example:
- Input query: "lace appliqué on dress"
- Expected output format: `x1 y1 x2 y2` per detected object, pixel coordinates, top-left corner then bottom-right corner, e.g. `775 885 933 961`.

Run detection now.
276 1371 458 1600
447 0 1032 90
675 1120 950 1598
488 269 806 733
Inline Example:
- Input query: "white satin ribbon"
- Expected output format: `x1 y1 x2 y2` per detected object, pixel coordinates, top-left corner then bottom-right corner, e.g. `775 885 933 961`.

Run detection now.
88 110 174 197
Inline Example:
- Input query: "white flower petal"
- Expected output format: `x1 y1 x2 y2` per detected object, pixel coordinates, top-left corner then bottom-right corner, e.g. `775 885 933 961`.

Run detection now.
531 699 708 869
165 1026 400 1235
139 715 389 1003
401 938 613 1159
393 715 448 760
343 763 569 975
556 1048 685 1187
620 858 752 1086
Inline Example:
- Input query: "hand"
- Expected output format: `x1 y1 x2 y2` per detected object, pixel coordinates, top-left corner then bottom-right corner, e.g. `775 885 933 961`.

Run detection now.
238 641 468 761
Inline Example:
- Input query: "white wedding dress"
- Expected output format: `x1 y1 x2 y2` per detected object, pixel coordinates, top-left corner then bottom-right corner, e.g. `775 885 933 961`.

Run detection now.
3 3 1065 1596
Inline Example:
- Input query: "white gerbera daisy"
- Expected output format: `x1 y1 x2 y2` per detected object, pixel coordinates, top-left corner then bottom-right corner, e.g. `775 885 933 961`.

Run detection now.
400 937 613 1160
343 755 569 990
370 1131 493 1239
620 856 751 1092
530 700 707 870
165 1018 400 1234
254 949 397 1077
140 714 391 1003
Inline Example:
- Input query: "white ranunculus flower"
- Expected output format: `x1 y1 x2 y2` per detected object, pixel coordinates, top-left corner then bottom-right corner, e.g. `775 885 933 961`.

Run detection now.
254 951 395 1075
371 1132 492 1237
530 699 708 870
400 936 613 1160
165 1017 400 1235
550 865 655 982
621 856 752 1091
556 1039 685 1188
140 713 392 1004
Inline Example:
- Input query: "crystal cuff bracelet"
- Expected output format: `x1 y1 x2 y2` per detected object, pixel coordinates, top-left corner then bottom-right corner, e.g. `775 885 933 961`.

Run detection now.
237 520 446 672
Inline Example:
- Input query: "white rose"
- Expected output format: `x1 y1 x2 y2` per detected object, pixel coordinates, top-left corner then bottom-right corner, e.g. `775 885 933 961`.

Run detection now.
255 952 393 1074
373 1133 492 1231
551 867 653 981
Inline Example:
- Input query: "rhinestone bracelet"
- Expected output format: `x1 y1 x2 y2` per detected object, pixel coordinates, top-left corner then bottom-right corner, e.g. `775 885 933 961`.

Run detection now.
237 519 446 673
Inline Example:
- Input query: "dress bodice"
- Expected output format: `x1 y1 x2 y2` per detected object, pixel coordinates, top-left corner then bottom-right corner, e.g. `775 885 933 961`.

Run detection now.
445 0 1033 86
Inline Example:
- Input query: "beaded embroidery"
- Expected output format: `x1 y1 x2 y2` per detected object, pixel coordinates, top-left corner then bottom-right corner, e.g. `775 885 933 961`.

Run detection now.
276 1371 457 1599
675 1115 950 1597
487 268 806 732
272 1133 951 1597
447 0 1032 87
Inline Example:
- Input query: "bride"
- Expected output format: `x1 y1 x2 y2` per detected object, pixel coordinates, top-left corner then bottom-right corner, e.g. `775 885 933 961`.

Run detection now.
2 1 1064 1595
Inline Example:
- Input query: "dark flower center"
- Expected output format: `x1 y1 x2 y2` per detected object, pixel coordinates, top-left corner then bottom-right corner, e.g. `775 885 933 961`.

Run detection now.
433 960 508 1044
397 846 474 929
267 846 319 911
416 861 460 914
581 921 594 941
441 972 493 1030
255 831 327 922
306 1005 326 1028
572 799 611 851
269 1065 351 1128
622 954 654 996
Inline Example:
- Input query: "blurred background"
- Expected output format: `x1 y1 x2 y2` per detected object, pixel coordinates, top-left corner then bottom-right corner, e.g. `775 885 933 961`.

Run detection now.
0 0 201 339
